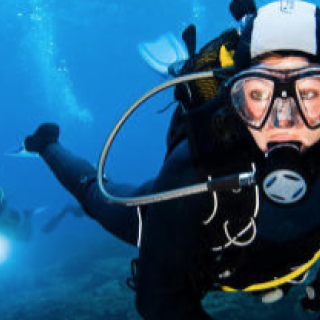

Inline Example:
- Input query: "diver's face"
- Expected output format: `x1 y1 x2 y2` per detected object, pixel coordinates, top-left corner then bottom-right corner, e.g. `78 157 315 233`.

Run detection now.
246 56 320 152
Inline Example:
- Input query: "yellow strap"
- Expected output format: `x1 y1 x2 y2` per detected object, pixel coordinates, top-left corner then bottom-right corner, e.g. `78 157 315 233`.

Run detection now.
219 45 235 68
222 247 320 292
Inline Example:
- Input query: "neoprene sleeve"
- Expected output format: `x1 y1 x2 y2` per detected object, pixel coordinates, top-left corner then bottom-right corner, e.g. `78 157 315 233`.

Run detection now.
41 142 149 246
40 140 215 319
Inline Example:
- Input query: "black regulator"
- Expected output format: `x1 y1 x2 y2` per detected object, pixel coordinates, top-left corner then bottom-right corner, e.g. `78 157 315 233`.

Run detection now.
259 142 311 205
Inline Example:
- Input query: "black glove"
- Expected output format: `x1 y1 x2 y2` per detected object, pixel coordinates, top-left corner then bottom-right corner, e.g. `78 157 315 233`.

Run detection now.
301 284 320 313
24 123 60 155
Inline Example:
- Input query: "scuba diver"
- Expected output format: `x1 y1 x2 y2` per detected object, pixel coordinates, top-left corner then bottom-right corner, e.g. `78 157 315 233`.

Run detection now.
18 0 320 318
0 187 42 242
0 197 84 240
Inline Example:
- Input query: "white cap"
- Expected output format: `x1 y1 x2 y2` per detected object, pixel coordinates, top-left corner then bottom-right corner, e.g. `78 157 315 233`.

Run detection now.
235 1 320 66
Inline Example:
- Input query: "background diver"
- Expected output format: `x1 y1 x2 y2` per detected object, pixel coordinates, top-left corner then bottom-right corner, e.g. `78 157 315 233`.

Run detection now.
0 185 84 241
18 0 320 319
0 187 42 242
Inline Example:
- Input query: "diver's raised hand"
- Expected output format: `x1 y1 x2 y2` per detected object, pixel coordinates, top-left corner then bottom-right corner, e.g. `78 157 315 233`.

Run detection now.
24 123 60 154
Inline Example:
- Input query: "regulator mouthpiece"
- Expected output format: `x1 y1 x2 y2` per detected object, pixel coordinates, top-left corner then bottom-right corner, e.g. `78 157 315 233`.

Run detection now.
260 142 308 205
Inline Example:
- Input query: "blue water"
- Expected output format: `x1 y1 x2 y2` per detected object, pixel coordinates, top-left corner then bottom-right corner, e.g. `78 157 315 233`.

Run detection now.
0 0 317 319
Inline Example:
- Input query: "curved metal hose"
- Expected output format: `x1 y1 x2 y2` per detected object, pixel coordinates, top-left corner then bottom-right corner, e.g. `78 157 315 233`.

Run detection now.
97 70 255 206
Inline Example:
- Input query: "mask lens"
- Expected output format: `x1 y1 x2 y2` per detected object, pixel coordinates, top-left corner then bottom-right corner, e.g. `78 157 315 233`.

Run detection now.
296 76 320 128
230 77 274 128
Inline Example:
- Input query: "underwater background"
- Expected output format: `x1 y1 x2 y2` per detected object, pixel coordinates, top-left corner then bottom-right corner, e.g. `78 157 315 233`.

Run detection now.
0 0 318 319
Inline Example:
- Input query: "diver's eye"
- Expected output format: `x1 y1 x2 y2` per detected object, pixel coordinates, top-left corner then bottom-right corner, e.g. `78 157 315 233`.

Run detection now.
250 90 269 101
299 89 318 100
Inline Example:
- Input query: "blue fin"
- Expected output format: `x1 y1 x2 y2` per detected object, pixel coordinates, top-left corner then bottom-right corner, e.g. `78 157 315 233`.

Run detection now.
138 33 189 76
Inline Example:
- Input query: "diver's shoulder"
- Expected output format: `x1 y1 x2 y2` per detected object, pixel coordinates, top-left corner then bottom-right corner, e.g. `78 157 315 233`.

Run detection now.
164 140 194 169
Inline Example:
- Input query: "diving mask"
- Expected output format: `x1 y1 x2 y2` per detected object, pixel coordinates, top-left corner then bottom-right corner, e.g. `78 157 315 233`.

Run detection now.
225 66 320 129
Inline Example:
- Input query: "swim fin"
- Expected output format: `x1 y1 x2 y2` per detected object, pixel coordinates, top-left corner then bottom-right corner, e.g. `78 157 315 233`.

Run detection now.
138 33 189 76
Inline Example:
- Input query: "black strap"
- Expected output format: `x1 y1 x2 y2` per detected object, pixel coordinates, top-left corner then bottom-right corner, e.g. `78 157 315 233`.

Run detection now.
229 0 257 21
182 24 196 58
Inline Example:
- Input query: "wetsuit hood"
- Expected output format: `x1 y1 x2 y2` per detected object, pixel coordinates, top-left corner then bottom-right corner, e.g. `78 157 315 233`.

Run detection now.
235 1 320 69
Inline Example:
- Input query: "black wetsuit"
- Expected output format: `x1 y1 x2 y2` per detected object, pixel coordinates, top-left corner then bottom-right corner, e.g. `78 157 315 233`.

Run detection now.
40 136 320 320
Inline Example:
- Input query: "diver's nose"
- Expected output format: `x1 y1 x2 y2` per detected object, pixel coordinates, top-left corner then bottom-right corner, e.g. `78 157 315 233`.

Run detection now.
268 98 301 128
275 99 294 128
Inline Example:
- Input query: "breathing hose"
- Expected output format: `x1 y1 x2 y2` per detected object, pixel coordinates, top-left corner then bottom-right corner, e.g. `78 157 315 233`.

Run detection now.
97 70 255 206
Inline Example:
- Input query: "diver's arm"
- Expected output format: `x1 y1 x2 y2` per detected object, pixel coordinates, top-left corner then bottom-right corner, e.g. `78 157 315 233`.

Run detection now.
42 143 156 245
136 141 214 320
24 123 153 246
41 204 84 234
